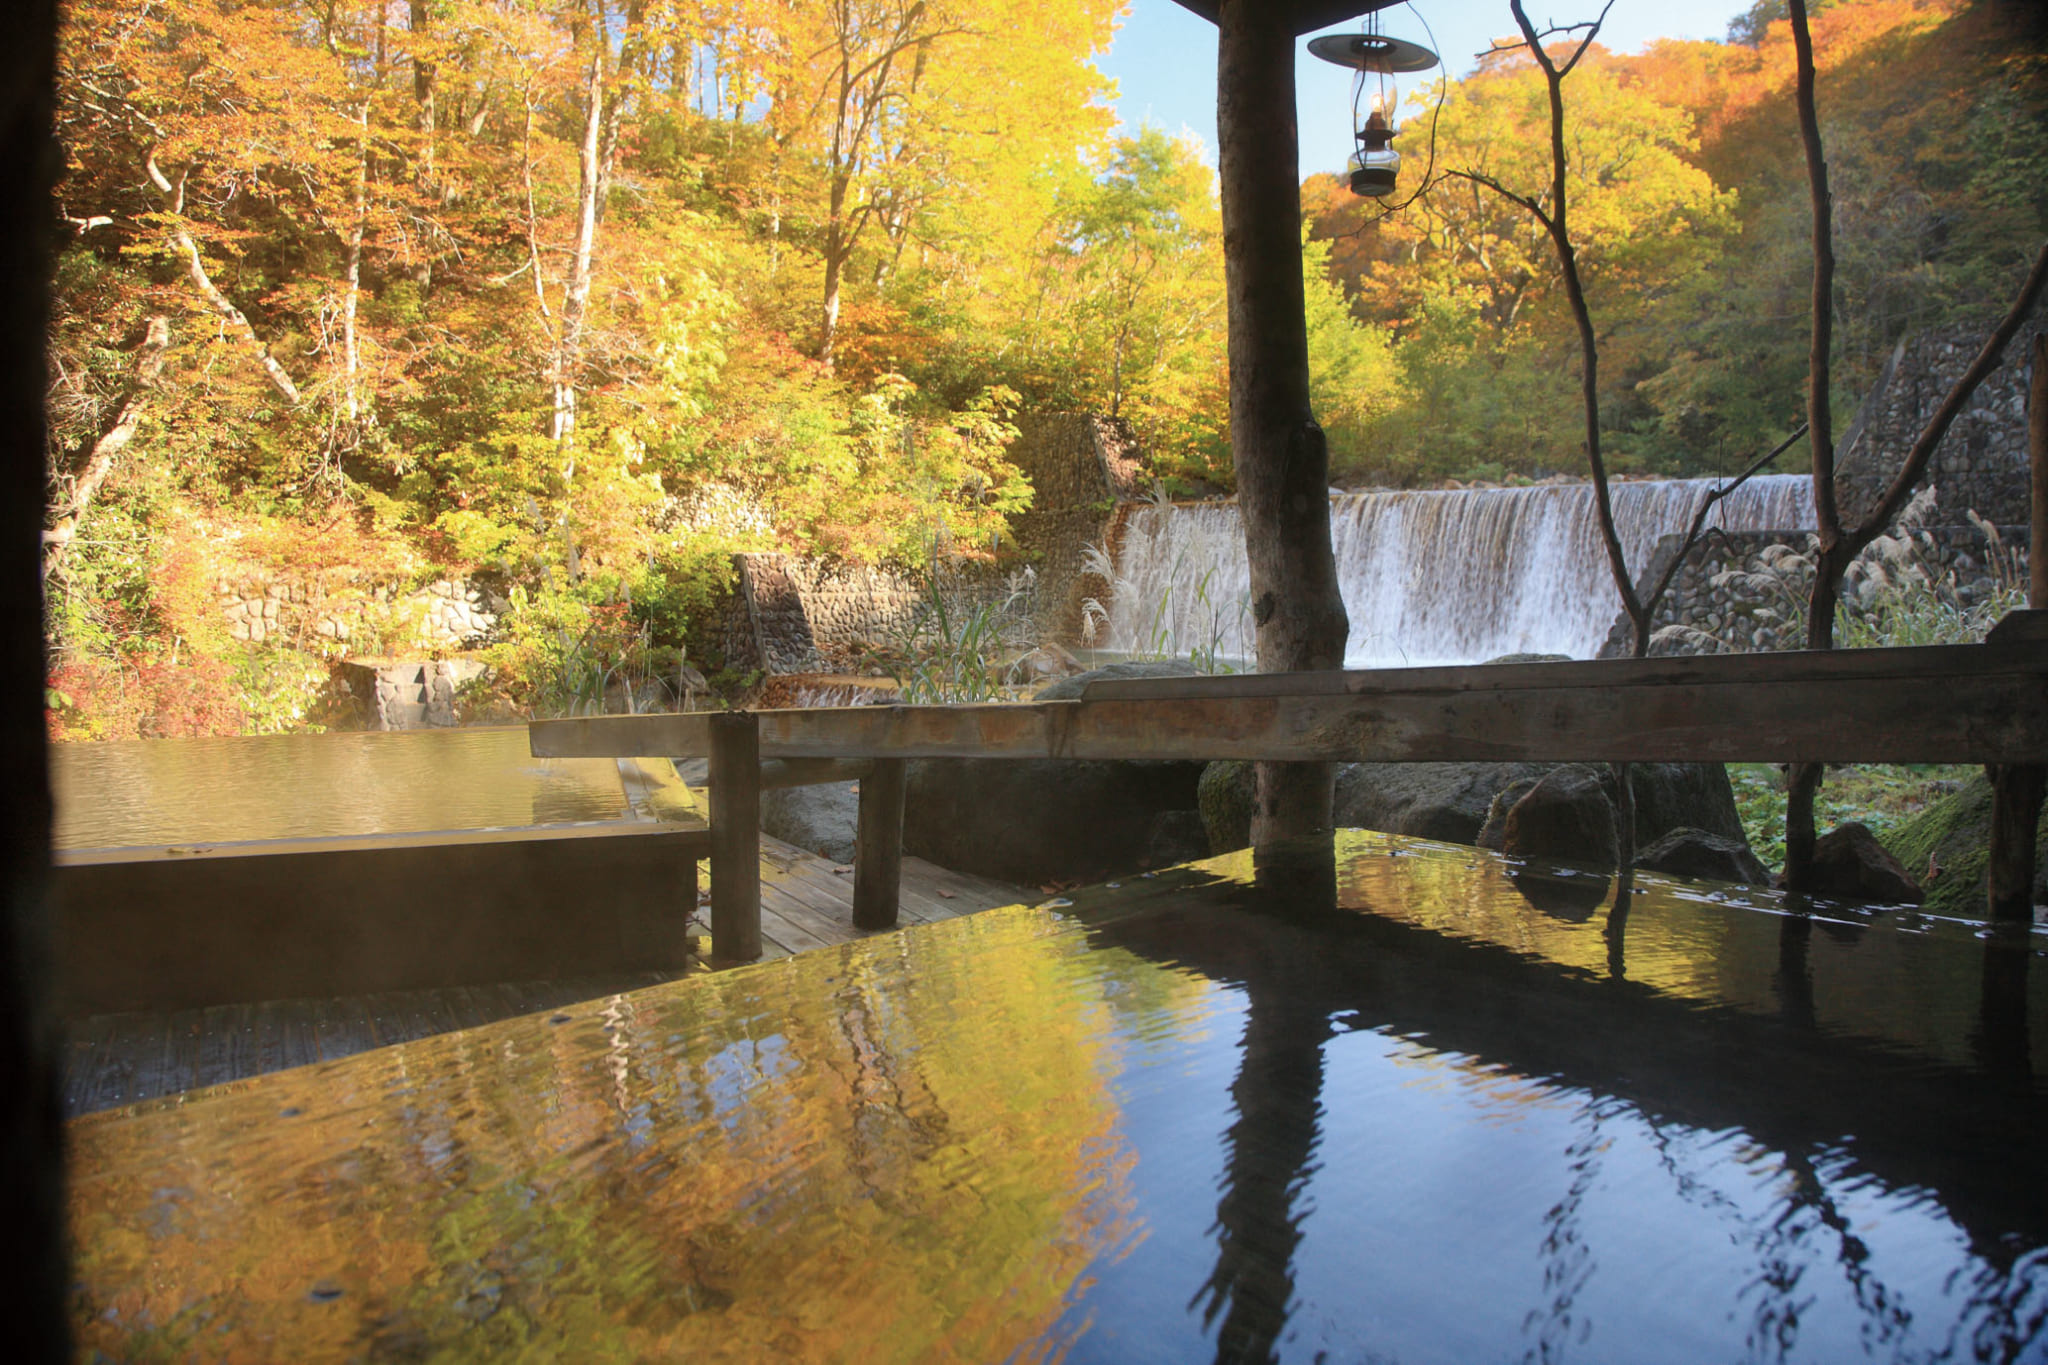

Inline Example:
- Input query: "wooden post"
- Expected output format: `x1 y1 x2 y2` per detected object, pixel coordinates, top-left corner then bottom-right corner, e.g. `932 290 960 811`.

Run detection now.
1989 332 2048 922
707 711 761 962
1216 0 1351 845
852 758 907 930
3 1 70 1353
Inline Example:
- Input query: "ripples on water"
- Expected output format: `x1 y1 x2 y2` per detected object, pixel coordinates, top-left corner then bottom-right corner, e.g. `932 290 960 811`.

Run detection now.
66 832 2048 1361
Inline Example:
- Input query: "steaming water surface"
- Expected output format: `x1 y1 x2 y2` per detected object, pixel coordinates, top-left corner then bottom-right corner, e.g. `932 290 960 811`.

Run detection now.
67 832 2048 1361
50 726 635 848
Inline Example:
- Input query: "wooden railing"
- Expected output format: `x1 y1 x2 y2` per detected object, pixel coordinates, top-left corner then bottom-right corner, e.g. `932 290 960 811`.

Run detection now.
531 612 2048 962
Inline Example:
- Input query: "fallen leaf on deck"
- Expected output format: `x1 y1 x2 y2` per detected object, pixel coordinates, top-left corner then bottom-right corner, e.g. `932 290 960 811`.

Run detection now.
833 865 853 874
937 890 956 899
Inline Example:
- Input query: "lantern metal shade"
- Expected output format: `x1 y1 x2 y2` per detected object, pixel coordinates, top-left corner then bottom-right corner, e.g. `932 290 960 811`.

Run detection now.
1305 33 1440 74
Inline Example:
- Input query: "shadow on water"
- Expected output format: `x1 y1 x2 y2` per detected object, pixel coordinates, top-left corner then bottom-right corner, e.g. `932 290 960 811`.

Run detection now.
1082 836 2048 1365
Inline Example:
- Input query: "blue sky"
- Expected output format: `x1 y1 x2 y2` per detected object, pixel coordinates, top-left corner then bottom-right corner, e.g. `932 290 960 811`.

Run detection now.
1096 0 1759 176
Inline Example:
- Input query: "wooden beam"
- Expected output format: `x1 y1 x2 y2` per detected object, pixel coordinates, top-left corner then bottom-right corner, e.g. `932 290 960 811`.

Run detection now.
531 638 2048 767
852 759 906 931
1168 0 1400 36
706 713 761 963
759 757 874 791
1074 638 2048 700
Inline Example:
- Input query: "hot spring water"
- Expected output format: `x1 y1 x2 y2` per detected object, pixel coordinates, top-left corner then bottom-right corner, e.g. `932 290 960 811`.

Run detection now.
1102 476 1816 667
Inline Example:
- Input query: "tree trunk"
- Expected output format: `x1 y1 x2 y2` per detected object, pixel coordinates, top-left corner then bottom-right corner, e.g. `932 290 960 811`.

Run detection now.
820 208 846 370
1784 0 1842 893
408 0 435 287
146 155 299 407
1216 0 1348 844
409 0 435 180
341 104 367 426
552 50 605 460
43 315 170 577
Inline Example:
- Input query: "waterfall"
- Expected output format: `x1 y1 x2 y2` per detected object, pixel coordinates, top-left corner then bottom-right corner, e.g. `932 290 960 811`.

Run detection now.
1099 476 1816 667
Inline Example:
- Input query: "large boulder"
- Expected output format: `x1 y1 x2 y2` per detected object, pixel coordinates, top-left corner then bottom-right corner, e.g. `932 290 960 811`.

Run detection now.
1806 822 1924 905
904 662 1206 885
1199 757 1751 860
1502 768 1618 867
1337 761 1558 845
761 782 859 863
1637 827 1772 887
1882 772 2048 917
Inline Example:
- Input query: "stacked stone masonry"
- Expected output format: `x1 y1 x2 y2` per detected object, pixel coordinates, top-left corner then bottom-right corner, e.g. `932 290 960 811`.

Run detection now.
1004 413 1146 643
719 554 1011 675
719 413 1139 673
1835 315 2046 528
216 574 507 650
333 658 491 730
1598 524 2030 658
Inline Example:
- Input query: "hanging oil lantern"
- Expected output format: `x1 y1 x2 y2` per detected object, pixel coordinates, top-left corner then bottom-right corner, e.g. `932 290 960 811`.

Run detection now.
1307 27 1440 199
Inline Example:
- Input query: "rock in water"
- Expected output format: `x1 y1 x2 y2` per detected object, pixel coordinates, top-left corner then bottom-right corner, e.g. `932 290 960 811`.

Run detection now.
1503 769 1618 868
1477 776 1547 850
1807 823 1923 905
761 782 860 864
1637 827 1772 887
1201 757 1751 863
904 662 1207 885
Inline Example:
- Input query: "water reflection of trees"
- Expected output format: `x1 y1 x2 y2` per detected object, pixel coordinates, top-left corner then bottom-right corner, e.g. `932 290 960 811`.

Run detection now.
68 912 1146 1360
1087 834 2048 1365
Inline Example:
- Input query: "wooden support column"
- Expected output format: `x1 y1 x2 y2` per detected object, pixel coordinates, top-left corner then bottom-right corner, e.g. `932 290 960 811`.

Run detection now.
852 758 907 930
3 0 69 1352
1216 0 1350 845
1989 332 2048 922
707 711 761 963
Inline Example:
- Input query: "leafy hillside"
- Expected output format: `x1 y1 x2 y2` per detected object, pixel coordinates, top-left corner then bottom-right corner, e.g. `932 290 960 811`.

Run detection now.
42 0 2046 736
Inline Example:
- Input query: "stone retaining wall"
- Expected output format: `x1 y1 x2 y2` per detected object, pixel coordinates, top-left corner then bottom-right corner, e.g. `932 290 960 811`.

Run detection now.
1597 523 2029 657
716 413 1142 673
1006 413 1146 643
718 554 1017 675
1836 316 2046 527
216 573 506 651
332 658 491 730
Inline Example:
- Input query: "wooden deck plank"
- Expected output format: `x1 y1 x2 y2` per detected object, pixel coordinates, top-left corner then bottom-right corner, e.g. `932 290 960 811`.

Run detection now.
163 1010 203 1098
193 1004 238 1090
89 1011 158 1112
63 1013 113 1115
757 888 842 952
759 837 941 924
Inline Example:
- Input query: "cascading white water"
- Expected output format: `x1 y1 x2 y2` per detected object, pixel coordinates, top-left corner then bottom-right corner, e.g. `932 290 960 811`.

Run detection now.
1100 476 1816 667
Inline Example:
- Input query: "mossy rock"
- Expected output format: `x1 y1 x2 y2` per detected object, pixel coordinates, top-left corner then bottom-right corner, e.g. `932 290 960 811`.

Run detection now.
1881 773 2048 918
1198 760 1257 856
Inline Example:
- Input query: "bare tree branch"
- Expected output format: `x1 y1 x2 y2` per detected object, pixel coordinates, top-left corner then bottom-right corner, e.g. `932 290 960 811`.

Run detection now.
1642 424 1810 625
43 315 172 577
144 152 301 406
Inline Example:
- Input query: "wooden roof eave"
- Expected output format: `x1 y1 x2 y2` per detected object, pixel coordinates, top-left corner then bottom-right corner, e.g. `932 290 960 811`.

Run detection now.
1166 0 1405 38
